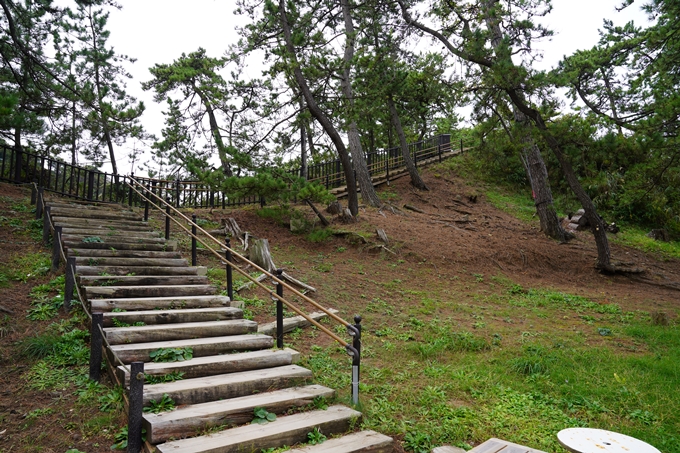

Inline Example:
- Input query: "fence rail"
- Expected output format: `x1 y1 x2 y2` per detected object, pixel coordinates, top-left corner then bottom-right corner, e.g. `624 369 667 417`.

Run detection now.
1 134 453 208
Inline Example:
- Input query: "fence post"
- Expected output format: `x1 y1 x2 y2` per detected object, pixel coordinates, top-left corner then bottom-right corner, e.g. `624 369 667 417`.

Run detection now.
36 187 44 220
175 179 181 208
65 256 76 312
89 313 104 382
225 237 233 300
191 214 197 267
128 175 134 207
165 199 171 240
42 206 51 245
276 268 284 349
127 361 145 453
144 183 150 222
438 138 442 163
51 226 62 272
460 138 463 153
31 179 37 205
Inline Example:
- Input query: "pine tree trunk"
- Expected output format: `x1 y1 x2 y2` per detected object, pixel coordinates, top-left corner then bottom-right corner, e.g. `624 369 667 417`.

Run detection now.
389 96 429 190
340 0 382 207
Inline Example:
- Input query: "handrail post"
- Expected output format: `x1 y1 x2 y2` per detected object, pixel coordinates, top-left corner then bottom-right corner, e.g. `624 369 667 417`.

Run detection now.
51 226 62 272
165 198 171 240
89 313 104 382
128 175 134 207
144 183 150 222
36 187 44 219
276 268 284 349
225 238 233 300
175 179 181 208
128 361 145 453
65 256 76 312
42 206 51 245
191 214 197 267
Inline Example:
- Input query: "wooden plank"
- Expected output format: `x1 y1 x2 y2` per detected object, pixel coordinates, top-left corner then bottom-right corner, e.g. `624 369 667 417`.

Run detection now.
117 349 291 385
85 284 215 300
143 365 313 406
65 241 177 252
469 438 548 453
49 206 142 220
284 430 393 453
91 295 232 312
61 228 160 238
103 306 241 327
155 405 361 453
144 385 336 444
103 319 256 344
68 248 181 259
257 309 338 335
62 233 167 244
54 219 151 231
78 265 194 277
79 275 210 287
432 447 466 453
108 334 274 363
75 257 187 267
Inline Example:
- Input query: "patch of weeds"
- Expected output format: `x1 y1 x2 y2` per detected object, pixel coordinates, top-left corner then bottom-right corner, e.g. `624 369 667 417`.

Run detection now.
256 206 291 226
144 394 176 413
149 347 193 362
307 228 334 243
110 426 146 450
251 406 277 424
306 427 326 445
510 344 556 375
82 236 104 243
25 407 54 420
403 431 434 453
98 386 125 412
314 262 333 273
146 371 185 384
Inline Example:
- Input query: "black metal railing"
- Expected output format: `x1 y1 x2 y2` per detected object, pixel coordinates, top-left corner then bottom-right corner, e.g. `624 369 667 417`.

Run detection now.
2 133 455 208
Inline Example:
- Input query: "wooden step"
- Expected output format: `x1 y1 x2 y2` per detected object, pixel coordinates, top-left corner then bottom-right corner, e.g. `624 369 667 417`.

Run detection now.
285 430 393 453
117 348 295 385
85 284 214 300
104 319 256 344
79 275 210 287
103 306 242 327
46 201 128 211
91 294 230 312
155 405 362 453
62 233 167 244
75 257 187 267
61 228 160 238
54 218 151 231
49 206 142 220
78 265 195 277
108 334 274 363
64 240 177 252
143 365 313 406
144 385 335 444
68 248 182 259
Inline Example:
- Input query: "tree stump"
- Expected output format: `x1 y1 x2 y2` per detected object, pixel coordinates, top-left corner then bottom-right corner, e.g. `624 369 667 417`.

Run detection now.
248 238 276 272
376 228 389 244
326 201 342 215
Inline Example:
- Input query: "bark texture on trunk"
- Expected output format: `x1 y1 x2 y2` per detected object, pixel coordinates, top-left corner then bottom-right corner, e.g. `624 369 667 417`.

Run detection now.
196 87 233 177
339 0 382 207
279 0 359 216
388 96 428 190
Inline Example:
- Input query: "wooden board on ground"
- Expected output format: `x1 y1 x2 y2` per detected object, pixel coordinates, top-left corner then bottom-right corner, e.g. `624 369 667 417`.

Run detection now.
469 438 548 453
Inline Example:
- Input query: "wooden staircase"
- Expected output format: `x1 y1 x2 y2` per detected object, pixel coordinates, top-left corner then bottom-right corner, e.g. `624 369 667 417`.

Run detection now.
46 199 393 453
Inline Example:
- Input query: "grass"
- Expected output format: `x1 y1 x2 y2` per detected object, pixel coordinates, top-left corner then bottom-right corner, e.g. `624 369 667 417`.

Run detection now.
613 224 680 260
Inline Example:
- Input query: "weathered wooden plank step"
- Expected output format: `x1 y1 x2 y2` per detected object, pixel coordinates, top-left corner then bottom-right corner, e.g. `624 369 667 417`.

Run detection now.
62 234 167 244
103 306 241 327
46 200 130 211
155 405 361 453
117 348 295 385
85 284 214 300
64 240 177 252
285 430 393 453
144 385 335 444
61 228 160 238
48 206 142 220
68 248 182 259
143 365 313 406
103 319 257 344
78 265 195 277
75 257 187 267
91 294 230 312
108 334 274 363
54 218 151 230
79 275 210 287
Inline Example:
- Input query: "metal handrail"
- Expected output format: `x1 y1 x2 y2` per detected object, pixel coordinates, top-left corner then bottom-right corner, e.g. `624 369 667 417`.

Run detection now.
127 178 360 350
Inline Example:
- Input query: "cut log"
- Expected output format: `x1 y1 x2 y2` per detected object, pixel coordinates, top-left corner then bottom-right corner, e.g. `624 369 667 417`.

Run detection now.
74 257 187 267
248 238 276 273
48 206 141 221
67 248 181 259
103 319 257 344
143 365 312 406
91 295 233 312
77 265 197 277
305 199 330 226
257 309 338 335
155 405 361 453
108 334 274 363
84 284 215 300
143 385 335 444
78 275 210 287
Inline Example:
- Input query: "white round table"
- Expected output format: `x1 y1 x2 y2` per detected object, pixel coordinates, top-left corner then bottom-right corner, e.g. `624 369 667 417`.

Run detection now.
557 428 661 453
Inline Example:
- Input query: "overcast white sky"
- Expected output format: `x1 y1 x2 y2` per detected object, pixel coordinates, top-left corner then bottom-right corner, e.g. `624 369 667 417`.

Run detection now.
103 0 647 174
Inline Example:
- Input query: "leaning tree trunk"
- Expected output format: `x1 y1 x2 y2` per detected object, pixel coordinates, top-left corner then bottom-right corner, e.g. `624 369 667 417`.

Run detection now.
388 96 429 190
339 0 382 207
279 0 359 216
